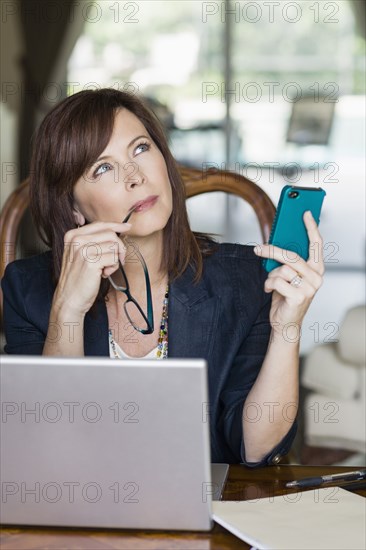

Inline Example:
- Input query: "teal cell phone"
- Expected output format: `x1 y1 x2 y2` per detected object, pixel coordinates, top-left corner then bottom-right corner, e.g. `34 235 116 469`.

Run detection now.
263 185 326 272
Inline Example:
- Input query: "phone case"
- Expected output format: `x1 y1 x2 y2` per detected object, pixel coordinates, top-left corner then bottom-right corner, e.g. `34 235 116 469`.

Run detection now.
263 185 326 272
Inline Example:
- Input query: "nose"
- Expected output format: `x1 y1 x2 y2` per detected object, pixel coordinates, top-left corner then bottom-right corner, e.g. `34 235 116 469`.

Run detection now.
123 161 145 190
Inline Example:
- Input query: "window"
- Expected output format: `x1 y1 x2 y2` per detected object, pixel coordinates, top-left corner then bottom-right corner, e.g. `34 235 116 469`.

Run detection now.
67 1 366 354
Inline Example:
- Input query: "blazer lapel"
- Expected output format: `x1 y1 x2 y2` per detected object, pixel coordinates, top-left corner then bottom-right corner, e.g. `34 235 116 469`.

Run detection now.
168 265 220 359
84 300 109 356
82 266 220 359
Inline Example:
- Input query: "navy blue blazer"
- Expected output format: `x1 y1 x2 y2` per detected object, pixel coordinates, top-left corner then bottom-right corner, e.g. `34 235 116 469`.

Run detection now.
1 243 296 465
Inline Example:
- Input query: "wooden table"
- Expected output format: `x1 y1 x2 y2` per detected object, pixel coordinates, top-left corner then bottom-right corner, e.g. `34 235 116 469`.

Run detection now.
1 465 365 549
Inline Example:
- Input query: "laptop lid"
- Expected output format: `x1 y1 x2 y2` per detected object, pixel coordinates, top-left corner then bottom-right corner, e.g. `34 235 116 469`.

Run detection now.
0 356 214 530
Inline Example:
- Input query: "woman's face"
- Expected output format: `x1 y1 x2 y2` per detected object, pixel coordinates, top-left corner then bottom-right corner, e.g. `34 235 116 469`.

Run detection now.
73 108 173 237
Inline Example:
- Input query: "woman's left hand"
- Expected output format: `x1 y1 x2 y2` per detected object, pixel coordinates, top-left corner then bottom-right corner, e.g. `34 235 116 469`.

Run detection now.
254 210 325 334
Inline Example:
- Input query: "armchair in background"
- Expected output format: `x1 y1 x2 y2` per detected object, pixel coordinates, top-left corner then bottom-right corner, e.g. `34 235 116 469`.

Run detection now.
301 305 366 460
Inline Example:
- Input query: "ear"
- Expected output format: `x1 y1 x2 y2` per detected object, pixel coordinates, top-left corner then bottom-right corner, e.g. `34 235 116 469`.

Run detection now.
72 205 86 227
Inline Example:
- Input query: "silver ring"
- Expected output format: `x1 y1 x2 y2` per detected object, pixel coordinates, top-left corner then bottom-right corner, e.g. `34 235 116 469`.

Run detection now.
290 274 303 287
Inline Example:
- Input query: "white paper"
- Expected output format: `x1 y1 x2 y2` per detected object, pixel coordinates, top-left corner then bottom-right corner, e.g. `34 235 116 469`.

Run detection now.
212 488 366 550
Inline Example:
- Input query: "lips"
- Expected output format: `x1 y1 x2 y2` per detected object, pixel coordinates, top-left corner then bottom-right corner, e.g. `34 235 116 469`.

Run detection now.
131 195 158 213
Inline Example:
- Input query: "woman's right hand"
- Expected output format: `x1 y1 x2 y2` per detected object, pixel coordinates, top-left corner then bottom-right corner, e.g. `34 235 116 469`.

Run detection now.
52 222 131 317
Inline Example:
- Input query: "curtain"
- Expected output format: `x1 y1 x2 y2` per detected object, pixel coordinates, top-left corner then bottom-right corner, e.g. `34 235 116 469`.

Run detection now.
350 0 366 39
18 0 82 179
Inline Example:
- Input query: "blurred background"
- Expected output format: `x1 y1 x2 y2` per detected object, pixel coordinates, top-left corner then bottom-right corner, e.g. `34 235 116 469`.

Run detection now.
1 0 365 465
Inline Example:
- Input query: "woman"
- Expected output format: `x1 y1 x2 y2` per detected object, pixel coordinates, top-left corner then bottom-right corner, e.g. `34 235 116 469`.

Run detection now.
1 89 324 464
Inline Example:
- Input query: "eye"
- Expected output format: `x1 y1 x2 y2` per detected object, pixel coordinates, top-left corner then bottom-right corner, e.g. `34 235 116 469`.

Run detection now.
134 141 150 155
94 162 112 177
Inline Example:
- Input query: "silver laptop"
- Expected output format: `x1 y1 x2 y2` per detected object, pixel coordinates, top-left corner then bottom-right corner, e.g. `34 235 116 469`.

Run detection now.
0 356 228 530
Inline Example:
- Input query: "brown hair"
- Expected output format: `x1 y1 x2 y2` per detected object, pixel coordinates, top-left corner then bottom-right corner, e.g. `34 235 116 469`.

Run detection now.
29 88 215 302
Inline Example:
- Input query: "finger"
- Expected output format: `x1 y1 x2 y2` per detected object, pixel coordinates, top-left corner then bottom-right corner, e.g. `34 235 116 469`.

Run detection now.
266 265 322 295
74 241 125 269
83 222 132 237
266 256 323 291
94 238 127 266
102 263 120 278
254 244 307 272
264 276 300 299
101 241 127 266
66 229 127 259
255 243 323 290
267 264 299 281
303 211 325 275
66 222 132 240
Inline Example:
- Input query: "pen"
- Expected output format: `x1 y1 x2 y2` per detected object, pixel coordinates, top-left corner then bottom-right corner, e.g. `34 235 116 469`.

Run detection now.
286 469 366 488
341 480 366 493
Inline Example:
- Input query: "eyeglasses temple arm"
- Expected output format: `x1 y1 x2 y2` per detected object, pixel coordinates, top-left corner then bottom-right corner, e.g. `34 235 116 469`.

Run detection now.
133 247 154 330
123 208 135 224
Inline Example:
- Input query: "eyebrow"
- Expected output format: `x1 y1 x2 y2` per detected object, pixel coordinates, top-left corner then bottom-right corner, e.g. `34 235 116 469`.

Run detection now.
92 135 150 165
128 134 150 148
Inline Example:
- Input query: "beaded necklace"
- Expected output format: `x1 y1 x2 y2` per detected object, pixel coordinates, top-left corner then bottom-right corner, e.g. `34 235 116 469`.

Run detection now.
156 285 169 359
109 285 169 360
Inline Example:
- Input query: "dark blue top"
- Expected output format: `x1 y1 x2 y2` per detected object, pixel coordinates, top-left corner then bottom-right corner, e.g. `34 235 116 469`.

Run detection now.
1 243 297 465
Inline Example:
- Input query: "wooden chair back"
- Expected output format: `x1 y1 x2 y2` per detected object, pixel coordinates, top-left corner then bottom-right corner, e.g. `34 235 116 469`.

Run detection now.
0 166 275 317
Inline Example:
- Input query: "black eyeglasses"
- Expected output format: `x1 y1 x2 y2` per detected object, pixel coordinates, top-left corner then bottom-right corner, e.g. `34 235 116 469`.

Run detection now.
108 209 154 335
